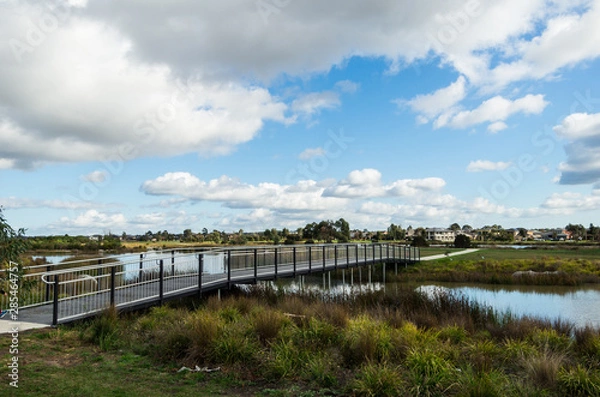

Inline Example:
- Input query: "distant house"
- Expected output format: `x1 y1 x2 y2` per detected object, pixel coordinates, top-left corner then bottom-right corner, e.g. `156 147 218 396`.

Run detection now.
527 230 543 240
425 228 455 242
542 229 570 241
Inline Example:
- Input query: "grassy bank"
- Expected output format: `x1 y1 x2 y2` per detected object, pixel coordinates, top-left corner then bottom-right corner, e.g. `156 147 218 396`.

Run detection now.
409 247 600 285
5 286 600 396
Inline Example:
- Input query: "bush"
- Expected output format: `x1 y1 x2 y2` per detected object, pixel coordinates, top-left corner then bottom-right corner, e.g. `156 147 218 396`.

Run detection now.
454 234 471 248
350 362 403 397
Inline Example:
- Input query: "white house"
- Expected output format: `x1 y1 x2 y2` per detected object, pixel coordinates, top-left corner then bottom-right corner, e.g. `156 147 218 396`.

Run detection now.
425 228 456 242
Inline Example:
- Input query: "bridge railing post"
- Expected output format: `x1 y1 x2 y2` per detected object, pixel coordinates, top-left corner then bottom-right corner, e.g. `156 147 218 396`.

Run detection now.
346 245 350 268
171 250 175 276
110 265 116 307
334 245 338 270
322 245 326 272
198 253 203 296
308 246 312 273
274 247 278 280
254 248 258 283
227 250 232 288
139 254 144 282
52 275 59 326
45 265 52 302
159 260 164 305
293 247 296 278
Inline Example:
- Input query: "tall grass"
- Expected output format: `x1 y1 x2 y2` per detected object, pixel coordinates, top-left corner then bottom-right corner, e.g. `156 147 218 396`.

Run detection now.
74 285 600 395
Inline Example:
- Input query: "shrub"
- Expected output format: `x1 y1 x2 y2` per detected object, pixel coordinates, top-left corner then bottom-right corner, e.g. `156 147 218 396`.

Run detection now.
350 362 403 397
558 364 600 396
405 348 457 396
342 316 393 366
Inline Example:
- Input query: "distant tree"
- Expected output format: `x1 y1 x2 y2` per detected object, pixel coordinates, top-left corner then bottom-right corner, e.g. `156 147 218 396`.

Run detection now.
411 236 429 247
449 223 461 231
387 223 405 241
335 218 351 242
454 234 471 248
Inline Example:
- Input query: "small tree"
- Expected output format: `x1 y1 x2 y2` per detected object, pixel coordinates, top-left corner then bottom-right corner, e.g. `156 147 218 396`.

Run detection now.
411 236 429 247
454 234 471 249
0 208 29 293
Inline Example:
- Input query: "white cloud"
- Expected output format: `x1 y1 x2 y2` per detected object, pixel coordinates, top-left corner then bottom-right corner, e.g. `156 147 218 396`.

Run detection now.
298 147 326 160
554 112 600 185
82 170 108 184
402 75 467 121
487 121 508 133
436 94 548 129
335 80 360 94
466 160 512 172
291 91 340 117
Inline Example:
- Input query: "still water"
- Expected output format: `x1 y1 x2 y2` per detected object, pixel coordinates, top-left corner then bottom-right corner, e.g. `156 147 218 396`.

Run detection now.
281 276 600 329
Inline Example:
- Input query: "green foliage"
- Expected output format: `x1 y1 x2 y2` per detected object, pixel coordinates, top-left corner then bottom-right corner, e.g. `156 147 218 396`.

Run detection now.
454 234 472 248
350 362 403 397
558 364 600 396
411 236 429 247
406 348 457 396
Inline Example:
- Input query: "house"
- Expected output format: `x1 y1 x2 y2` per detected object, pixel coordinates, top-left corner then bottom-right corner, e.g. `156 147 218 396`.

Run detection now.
425 228 455 242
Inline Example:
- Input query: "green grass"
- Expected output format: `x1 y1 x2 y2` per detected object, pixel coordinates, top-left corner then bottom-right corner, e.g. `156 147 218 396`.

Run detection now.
4 286 600 396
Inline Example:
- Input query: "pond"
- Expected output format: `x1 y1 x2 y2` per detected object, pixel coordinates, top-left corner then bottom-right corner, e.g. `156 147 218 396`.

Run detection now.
276 275 600 329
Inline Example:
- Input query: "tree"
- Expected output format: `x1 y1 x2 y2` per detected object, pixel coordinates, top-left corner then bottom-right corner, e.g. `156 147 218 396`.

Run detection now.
411 236 429 247
0 209 27 268
0 208 29 293
454 234 471 248
449 223 461 231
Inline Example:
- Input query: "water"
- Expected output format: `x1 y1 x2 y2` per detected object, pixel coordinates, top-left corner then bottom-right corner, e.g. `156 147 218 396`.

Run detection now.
438 283 600 329
278 276 600 329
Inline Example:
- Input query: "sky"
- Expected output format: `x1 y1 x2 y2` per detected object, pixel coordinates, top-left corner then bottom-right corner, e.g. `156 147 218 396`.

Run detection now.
1 0 600 236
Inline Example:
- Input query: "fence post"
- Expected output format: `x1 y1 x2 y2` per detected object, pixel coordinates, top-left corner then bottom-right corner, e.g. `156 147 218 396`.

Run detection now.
308 246 312 273
52 275 59 326
110 265 116 307
322 245 326 272
159 260 164 305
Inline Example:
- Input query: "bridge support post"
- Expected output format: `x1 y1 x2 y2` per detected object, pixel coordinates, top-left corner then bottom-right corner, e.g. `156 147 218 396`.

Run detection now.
52 275 59 326
322 272 326 290
368 265 372 285
351 268 354 286
342 269 345 285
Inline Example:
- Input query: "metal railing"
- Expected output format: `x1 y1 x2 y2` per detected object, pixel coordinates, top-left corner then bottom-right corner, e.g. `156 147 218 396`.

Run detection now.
0 243 419 325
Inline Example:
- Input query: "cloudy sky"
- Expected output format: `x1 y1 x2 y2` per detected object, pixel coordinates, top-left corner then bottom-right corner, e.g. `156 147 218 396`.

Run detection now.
1 0 600 236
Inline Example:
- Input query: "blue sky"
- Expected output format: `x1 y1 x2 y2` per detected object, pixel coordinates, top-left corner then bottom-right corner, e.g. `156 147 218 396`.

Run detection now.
1 0 600 236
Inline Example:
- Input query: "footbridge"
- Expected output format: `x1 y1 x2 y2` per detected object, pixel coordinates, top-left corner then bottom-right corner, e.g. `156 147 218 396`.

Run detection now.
1 243 419 327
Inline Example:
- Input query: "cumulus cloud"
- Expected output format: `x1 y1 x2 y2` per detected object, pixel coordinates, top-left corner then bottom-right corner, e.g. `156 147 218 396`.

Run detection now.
335 80 360 94
298 147 326 160
554 112 600 185
466 160 512 172
82 170 108 183
401 75 467 121
291 91 341 117
435 94 548 129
